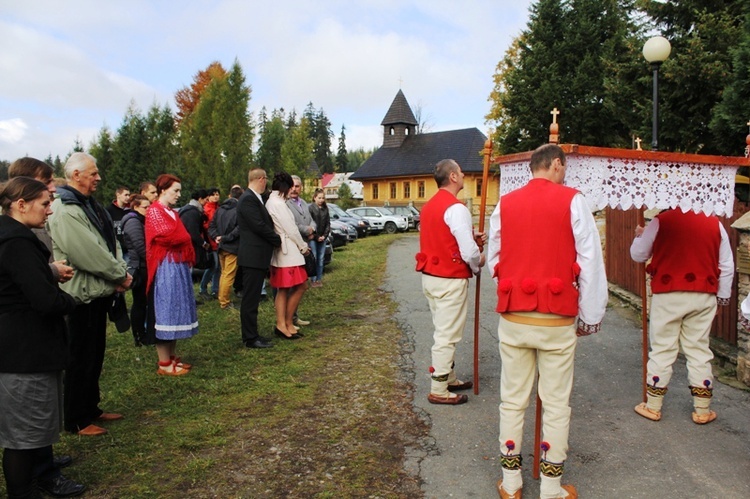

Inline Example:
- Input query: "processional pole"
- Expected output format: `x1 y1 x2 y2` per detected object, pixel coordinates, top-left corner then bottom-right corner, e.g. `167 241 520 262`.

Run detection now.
473 138 493 395
532 108 562 479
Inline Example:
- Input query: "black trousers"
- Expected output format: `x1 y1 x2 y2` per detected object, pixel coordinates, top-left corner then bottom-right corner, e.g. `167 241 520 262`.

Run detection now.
240 267 266 344
130 268 156 346
64 297 109 432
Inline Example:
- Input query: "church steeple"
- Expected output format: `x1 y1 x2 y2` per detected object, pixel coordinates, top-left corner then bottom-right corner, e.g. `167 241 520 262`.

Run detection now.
380 89 418 148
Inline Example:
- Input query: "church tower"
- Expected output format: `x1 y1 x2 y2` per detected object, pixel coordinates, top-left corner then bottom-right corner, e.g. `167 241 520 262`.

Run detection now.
381 89 418 148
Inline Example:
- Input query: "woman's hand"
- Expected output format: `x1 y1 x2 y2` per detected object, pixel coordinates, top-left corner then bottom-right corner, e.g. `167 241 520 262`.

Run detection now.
301 246 311 255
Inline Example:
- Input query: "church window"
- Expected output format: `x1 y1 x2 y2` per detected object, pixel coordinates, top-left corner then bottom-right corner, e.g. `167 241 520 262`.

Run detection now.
418 181 425 198
404 182 411 198
373 184 379 199
390 182 397 199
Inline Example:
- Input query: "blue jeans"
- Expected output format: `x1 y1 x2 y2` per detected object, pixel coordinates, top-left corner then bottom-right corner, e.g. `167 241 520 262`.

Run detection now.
309 239 326 282
200 251 220 294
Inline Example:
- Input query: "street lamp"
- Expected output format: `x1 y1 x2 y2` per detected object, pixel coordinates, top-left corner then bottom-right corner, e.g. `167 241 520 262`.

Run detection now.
643 36 671 151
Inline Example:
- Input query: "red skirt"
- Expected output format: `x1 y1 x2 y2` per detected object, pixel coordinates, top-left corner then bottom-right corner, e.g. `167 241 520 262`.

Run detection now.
269 265 308 289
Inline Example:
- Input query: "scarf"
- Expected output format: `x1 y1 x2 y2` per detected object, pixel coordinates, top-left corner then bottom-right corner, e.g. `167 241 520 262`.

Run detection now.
145 200 195 292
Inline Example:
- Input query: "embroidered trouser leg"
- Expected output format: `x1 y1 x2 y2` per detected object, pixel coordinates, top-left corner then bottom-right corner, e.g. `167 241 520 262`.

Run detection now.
647 292 715 390
498 316 577 467
421 274 468 397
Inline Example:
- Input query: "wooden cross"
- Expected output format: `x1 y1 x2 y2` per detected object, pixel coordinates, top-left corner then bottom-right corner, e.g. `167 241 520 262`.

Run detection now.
550 107 560 124
634 137 643 150
398 76 403 88
747 119 750 131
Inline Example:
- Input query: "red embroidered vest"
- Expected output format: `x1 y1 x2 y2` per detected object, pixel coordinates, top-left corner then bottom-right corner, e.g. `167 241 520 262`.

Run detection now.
415 189 472 279
648 209 720 294
495 178 580 316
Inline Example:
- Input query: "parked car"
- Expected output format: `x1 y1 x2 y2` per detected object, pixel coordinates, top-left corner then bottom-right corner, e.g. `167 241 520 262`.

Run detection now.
329 203 370 237
388 205 421 231
329 219 350 248
346 206 409 234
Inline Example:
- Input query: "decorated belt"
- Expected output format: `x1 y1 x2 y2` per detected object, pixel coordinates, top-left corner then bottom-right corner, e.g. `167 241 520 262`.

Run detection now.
501 313 575 327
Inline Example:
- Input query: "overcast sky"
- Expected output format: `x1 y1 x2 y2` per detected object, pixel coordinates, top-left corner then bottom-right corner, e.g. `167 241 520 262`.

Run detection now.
1 0 535 162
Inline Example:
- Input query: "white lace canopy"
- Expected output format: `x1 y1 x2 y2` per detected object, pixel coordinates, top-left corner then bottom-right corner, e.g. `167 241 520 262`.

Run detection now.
497 146 746 218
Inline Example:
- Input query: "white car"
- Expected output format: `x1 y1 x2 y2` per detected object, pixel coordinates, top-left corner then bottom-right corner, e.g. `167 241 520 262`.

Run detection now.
346 207 409 234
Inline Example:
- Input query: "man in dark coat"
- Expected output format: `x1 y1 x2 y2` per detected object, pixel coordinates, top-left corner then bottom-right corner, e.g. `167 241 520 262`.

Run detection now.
237 169 280 348
208 185 243 309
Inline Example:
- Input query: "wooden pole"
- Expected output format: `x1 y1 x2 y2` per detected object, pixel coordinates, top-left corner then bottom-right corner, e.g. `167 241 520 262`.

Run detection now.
473 138 493 395
639 209 648 402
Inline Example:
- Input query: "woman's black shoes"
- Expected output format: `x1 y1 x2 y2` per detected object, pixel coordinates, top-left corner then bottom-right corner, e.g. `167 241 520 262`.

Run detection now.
274 327 301 340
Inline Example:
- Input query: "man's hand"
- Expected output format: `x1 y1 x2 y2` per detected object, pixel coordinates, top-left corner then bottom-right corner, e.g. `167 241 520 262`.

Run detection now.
634 225 645 237
473 230 488 251
53 260 74 283
116 272 133 292
215 236 222 244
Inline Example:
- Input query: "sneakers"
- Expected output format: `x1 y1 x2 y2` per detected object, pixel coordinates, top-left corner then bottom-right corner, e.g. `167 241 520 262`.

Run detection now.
634 402 661 421
692 410 717 424
294 317 311 326
310 281 323 288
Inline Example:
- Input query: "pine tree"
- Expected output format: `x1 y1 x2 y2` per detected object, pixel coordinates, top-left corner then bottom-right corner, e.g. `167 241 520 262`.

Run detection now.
281 117 314 179
256 114 286 174
336 125 349 172
640 0 745 153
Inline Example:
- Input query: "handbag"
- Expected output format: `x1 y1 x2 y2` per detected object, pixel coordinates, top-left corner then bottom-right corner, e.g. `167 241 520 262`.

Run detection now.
304 251 317 277
108 292 131 333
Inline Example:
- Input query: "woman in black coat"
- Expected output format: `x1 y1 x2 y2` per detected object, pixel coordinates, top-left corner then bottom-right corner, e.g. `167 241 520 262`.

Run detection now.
0 177 76 499
122 194 155 347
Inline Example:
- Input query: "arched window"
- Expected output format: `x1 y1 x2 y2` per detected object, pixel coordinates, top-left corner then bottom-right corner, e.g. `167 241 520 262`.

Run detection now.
389 127 394 136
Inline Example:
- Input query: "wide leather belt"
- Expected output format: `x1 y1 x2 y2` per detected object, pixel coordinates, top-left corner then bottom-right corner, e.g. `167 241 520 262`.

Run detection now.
501 313 575 327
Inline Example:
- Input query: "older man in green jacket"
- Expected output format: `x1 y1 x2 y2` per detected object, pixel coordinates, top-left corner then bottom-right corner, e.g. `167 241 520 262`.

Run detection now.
47 152 132 436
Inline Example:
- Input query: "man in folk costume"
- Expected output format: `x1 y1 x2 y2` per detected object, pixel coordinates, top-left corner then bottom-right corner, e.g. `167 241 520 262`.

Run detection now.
630 209 733 424
416 159 486 405
488 144 607 499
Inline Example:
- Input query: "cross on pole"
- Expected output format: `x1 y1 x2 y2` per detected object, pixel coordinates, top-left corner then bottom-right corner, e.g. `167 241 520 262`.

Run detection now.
550 107 560 124
634 137 643 150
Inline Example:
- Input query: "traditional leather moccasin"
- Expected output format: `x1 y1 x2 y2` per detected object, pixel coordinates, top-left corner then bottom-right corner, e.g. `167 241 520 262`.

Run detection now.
447 380 473 392
634 402 661 421
557 484 578 499
692 410 717 425
427 393 468 405
496 479 522 499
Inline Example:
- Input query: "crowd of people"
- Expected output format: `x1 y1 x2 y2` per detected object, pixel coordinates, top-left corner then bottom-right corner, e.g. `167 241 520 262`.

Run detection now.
0 154 327 498
2 145 744 499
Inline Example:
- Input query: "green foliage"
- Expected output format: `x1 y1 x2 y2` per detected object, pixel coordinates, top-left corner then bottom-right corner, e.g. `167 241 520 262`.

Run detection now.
336 124 349 172
487 0 637 153
281 116 314 177
0 160 8 181
346 147 376 172
710 6 750 155
640 0 746 153
178 59 254 193
336 182 358 209
304 102 334 174
256 114 286 174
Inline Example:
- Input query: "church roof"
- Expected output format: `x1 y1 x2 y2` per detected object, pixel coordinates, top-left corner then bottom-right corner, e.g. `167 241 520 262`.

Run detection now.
380 89 418 126
350 128 487 180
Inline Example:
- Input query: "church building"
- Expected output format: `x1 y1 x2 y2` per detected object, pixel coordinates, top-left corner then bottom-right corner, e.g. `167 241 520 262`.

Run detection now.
350 89 498 215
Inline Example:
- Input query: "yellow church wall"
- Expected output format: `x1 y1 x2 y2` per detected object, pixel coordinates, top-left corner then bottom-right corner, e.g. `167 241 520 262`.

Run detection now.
357 173 499 216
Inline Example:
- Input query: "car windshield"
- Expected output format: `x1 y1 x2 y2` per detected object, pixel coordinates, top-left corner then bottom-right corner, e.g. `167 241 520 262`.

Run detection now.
329 204 346 216
380 207 395 215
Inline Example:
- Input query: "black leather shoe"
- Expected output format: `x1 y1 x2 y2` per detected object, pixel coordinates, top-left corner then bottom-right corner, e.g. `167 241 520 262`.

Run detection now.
274 327 301 340
245 337 273 348
53 455 73 469
37 474 86 497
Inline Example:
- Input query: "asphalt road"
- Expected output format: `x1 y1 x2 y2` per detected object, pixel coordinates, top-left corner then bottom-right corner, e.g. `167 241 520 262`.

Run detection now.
386 236 750 499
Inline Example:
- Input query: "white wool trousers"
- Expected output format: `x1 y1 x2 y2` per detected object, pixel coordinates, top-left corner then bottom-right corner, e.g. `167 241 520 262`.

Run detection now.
498 315 577 466
647 291 716 388
421 274 469 396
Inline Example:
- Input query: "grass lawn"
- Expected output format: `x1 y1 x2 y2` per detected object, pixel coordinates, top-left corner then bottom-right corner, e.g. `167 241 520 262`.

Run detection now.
1 233 426 498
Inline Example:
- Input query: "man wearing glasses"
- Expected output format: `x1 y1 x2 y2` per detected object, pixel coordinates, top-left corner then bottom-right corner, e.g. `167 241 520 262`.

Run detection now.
237 169 281 348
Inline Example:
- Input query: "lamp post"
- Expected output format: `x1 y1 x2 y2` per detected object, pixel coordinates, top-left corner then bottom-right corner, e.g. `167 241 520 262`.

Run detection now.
643 36 671 151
